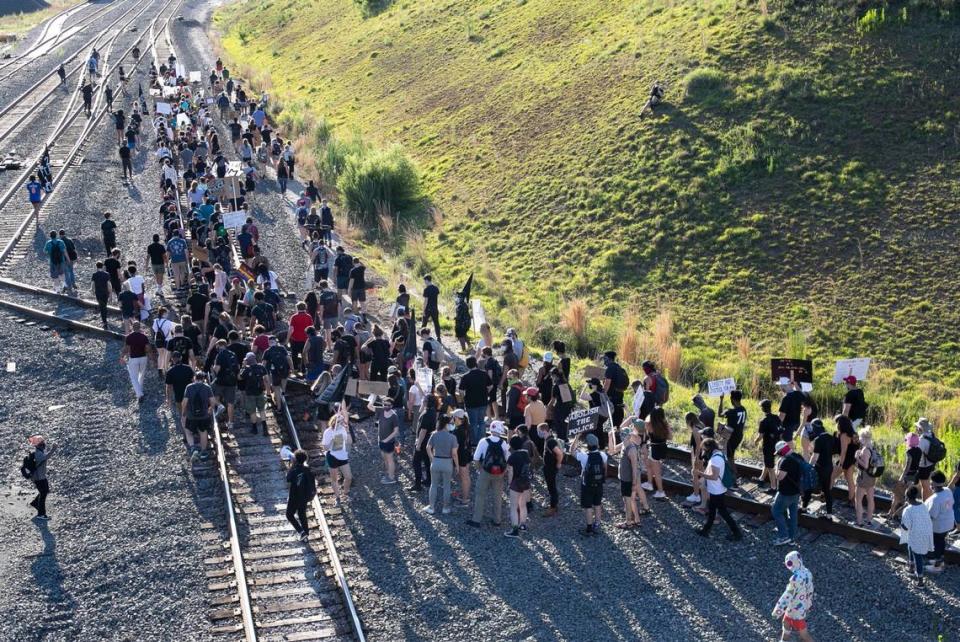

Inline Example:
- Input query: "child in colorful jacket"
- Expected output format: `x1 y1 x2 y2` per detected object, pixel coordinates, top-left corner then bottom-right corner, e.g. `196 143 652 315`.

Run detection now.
772 550 814 641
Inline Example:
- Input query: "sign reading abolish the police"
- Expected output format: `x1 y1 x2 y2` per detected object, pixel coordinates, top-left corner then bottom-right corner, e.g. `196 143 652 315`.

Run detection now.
567 407 600 437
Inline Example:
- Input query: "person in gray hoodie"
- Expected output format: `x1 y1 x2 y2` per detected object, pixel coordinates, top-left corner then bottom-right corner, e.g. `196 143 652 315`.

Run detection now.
924 470 955 573
27 436 57 520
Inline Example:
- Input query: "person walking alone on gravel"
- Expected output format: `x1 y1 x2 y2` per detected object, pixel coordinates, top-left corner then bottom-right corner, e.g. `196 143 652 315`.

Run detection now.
26 175 42 217
286 449 316 543
23 435 56 520
771 551 814 641
81 81 93 117
122 321 151 404
90 261 111 327
695 437 743 541
57 63 65 85
119 141 133 182
426 418 459 515
43 230 67 293
421 275 441 341
100 212 117 254
467 421 510 528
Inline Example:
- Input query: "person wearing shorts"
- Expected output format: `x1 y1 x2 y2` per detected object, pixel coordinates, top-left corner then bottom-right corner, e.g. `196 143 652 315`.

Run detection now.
182 373 214 461
772 551 814 641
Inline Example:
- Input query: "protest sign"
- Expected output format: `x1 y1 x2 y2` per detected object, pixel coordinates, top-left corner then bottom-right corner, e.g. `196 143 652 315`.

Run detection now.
558 383 573 403
356 380 390 397
155 101 172 115
189 70 201 83
582 365 605 380
471 299 486 332
416 367 433 393
832 358 870 384
770 358 813 384
222 210 246 229
567 407 600 437
707 377 737 397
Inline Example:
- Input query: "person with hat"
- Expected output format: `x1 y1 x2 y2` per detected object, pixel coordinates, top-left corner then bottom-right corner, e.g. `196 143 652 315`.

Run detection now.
887 432 923 519
841 375 867 428
602 351 629 432
802 419 834 517
915 417 940 499
523 386 547 434
468 420 510 527
25 436 57 520
771 551 815 642
924 470 955 573
695 437 743 540
772 440 802 545
610 423 651 529
571 431 609 535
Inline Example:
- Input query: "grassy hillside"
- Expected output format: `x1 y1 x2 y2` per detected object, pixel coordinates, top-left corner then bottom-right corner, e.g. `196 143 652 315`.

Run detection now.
213 0 960 436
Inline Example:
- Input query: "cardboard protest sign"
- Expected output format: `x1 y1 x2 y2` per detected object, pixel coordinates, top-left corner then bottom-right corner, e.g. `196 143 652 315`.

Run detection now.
416 367 433 393
567 407 600 437
222 210 246 229
356 380 390 397
471 299 486 332
582 365 606 380
770 358 813 384
155 101 172 115
558 383 573 403
707 378 737 397
189 70 201 83
149 87 161 97
832 358 870 384
162 85 177 98
176 113 190 129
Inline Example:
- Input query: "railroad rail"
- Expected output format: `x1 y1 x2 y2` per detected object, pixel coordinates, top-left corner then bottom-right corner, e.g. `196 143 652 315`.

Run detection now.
200 388 364 641
0 276 122 337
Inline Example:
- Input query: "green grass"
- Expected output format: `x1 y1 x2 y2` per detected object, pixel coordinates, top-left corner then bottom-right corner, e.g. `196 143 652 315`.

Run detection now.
213 0 960 473
0 0 83 37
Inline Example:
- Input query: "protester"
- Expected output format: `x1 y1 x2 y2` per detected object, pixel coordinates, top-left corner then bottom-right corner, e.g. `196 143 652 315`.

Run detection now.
571 431 608 535
888 432 922 519
122 321 151 404
610 424 650 529
695 437 743 541
370 397 399 485
322 412 353 503
925 471 955 573
286 449 316 543
182 371 214 461
468 421 510 528
504 435 532 538
802 419 834 517
901 485 934 586
25 436 56 520
754 399 781 492
645 407 670 500
539 422 564 517
916 417 944 499
772 441 801 546
771 551 815 642
853 428 879 527
425 418 459 515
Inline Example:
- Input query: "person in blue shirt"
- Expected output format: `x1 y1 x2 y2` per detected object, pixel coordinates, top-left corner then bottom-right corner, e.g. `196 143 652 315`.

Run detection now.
26 176 42 215
166 230 190 291
43 230 67 292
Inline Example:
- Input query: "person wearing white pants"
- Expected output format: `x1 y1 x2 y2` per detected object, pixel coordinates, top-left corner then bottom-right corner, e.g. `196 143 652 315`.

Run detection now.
122 321 152 404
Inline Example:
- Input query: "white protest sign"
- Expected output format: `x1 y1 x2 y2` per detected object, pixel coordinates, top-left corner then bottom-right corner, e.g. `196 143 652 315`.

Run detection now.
707 377 737 397
222 210 246 229
189 70 201 83
149 87 161 97
832 358 870 384
416 367 433 393
162 85 177 98
176 63 186 78
471 299 486 332
155 101 172 115
800 382 813 392
176 113 190 129
206 97 214 104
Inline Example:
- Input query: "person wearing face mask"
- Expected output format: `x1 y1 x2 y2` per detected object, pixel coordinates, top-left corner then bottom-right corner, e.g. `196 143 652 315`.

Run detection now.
771 551 814 641
369 396 400 485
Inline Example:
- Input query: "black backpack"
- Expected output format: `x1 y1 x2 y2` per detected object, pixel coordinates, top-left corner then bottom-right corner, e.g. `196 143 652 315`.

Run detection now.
610 363 629 392
244 366 265 395
216 350 238 385
583 451 606 488
481 438 506 474
512 452 531 491
20 452 37 479
188 385 208 419
925 434 947 464
653 373 670 405
293 467 316 502
49 241 63 264
266 347 290 379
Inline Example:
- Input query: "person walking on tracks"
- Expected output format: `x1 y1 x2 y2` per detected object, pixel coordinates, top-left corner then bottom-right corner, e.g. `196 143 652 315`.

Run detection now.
694 437 743 541
26 175 42 217
57 63 66 85
572 431 609 536
100 212 117 254
81 81 93 117
43 230 67 293
771 551 815 642
90 261 111 327
122 320 151 404
22 435 57 520
182 371 214 461
58 229 78 294
286 449 316 543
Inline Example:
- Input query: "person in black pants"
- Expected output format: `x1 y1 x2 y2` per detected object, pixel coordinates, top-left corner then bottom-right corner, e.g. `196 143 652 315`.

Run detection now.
539 424 563 517
421 275 441 340
695 438 742 540
90 262 112 327
720 389 747 465
411 396 438 491
27 437 57 520
803 420 834 515
285 449 315 543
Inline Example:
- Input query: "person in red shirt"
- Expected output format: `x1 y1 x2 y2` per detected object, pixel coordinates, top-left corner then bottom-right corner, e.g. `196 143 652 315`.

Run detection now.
251 325 270 356
288 302 314 373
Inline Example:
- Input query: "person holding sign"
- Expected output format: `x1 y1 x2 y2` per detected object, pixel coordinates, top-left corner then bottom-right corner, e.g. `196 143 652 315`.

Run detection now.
602 351 629 431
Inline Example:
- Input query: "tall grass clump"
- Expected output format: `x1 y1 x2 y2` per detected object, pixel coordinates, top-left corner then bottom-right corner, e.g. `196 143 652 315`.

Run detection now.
682 67 730 106
561 298 590 356
338 145 421 229
617 310 643 366
353 0 393 18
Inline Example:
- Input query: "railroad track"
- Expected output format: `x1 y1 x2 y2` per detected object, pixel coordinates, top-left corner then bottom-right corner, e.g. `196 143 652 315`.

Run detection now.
0 276 122 337
198 388 364 641
0 0 183 271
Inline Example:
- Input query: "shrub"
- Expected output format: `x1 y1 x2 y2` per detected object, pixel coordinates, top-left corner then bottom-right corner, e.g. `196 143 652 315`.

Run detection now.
353 0 393 18
317 133 369 186
560 298 589 356
337 145 421 228
682 67 730 106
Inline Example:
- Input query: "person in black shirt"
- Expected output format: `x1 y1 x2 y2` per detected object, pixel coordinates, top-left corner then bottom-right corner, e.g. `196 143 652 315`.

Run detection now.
320 199 334 246
602 351 628 433
841 376 867 427
753 399 781 492
552 340 571 382
90 262 112 327
421 275 441 340
164 352 195 409
165 324 195 368
803 419 834 516
777 380 805 441
187 286 210 327
333 247 353 300
363 326 391 381
101 212 117 253
720 389 746 466
146 234 167 296
458 356 492 443
105 248 123 300
347 257 367 315
772 440 801 545
831 414 858 504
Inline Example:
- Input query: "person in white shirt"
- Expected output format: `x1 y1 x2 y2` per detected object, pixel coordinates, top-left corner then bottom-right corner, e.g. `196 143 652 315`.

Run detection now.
695 437 743 541
321 410 353 502
570 431 608 535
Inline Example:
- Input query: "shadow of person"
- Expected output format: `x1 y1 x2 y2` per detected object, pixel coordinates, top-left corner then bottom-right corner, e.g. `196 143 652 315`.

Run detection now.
31 519 79 636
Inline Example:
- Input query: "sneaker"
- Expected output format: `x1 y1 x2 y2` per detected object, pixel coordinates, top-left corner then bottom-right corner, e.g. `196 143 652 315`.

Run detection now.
583 525 594 536
917 577 925 587
519 524 528 531
226 422 234 431
653 491 666 500
465 520 481 528
407 486 422 492
199 450 210 461
504 528 520 539
380 476 390 484
424 506 435 515
640 482 654 491
773 537 792 546
190 449 200 462
456 499 470 507
925 563 944 574
685 493 700 503
442 507 452 515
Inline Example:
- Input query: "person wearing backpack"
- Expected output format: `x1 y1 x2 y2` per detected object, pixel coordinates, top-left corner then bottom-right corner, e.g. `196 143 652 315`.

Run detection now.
467 421 510 528
571 431 608 535
211 340 240 430
425 417 459 515
285 449 316 543
924 471 955 574
802 419 834 517
24 435 57 520
421 328 443 371
263 337 293 408
772 441 802 546
43 230 68 293
182 371 214 461
916 417 946 500
695 437 743 541
505 374 528 429
853 428 881 527
317 280 340 344
602 351 629 431
503 435 533 538
641 360 669 406
239 353 270 435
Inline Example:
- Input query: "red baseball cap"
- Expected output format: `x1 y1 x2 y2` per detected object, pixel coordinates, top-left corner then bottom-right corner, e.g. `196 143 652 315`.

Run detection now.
843 375 857 385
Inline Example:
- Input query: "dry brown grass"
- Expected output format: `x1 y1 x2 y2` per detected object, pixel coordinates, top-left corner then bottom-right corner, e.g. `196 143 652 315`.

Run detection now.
652 309 674 356
736 335 752 361
617 309 644 366
561 298 589 343
661 340 682 381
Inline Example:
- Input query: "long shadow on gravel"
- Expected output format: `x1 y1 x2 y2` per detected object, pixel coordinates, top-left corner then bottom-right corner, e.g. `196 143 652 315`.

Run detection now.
30 520 80 639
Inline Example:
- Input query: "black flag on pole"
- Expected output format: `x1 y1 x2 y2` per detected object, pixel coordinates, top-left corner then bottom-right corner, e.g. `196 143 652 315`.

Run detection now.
459 273 474 302
317 363 350 404
402 307 418 364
